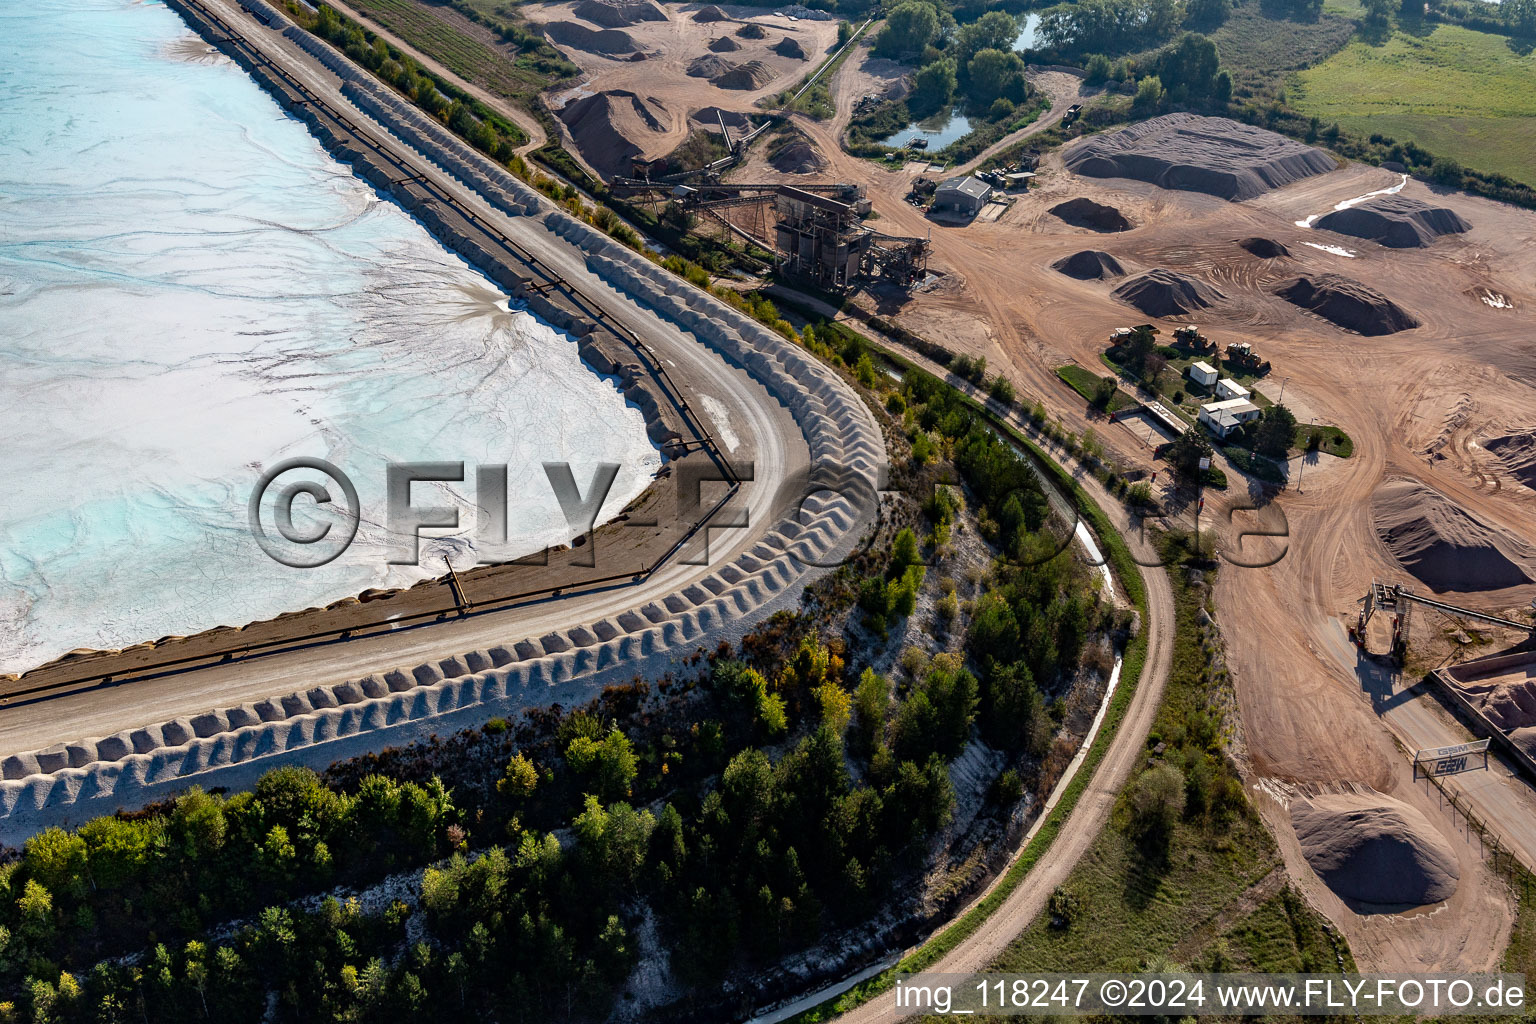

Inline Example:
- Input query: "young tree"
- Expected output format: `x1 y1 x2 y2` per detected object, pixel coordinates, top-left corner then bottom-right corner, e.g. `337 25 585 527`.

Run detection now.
497 752 539 801
1133 74 1166 113
1129 763 1186 848
1166 428 1213 482
1253 404 1298 459
565 728 639 801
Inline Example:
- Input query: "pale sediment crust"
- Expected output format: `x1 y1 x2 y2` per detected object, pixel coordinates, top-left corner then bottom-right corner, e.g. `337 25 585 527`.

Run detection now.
0 0 884 832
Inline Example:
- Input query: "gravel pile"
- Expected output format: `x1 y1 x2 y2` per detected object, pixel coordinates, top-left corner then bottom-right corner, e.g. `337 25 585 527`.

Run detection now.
1052 249 1127 280
1274 273 1419 335
1049 197 1131 232
1065 113 1335 200
1293 792 1460 908
1372 477 1535 591
1239 236 1291 258
1113 269 1224 316
1315 194 1471 248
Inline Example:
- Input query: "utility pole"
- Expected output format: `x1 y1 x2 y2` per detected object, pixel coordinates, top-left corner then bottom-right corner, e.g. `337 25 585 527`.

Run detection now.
1278 376 1289 407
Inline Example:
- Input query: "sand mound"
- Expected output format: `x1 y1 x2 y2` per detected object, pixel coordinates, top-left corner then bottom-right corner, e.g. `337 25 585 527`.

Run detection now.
694 3 728 21
770 136 825 174
1049 197 1131 232
1065 113 1335 201
736 21 767 37
1292 793 1459 907
1239 236 1291 258
1113 269 1224 317
1484 431 1536 490
708 35 741 51
775 35 808 59
542 20 640 55
1372 478 1536 591
712 59 774 89
1274 273 1419 336
559 90 668 179
1316 194 1471 249
574 0 667 26
1052 249 1127 280
687 54 735 77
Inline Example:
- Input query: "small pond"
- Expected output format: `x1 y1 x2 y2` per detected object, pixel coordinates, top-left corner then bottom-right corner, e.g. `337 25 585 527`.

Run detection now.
875 107 973 151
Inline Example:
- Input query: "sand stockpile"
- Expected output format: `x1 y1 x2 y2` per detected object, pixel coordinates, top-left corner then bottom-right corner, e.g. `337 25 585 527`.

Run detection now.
687 54 734 77
708 35 741 51
1113 269 1224 317
1372 478 1536 591
542 21 641 55
1049 197 1131 232
1315 194 1472 249
1065 113 1335 201
736 21 767 37
574 0 667 26
1484 431 1536 490
1052 249 1127 280
1239 236 1291 258
694 3 728 21
559 90 668 179
712 59 775 90
1292 793 1459 907
770 136 825 174
1274 273 1419 336
774 35 808 59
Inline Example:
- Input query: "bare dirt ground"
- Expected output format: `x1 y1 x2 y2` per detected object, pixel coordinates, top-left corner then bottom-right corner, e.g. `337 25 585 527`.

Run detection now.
762 48 1536 972
528 0 838 170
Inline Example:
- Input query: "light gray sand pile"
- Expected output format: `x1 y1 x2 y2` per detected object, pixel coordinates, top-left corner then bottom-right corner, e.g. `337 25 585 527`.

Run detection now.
1065 113 1335 201
542 21 640 55
1239 236 1291 258
774 35 808 58
1315 194 1470 248
559 90 667 178
1112 269 1224 316
1372 477 1536 591
574 0 667 26
1292 792 1459 907
708 35 741 51
1049 197 1131 232
1052 249 1127 280
1484 430 1536 490
1274 273 1419 336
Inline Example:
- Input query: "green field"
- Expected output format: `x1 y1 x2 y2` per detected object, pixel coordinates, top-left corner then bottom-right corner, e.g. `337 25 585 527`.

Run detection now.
1210 2 1358 102
1292 23 1536 185
346 0 550 101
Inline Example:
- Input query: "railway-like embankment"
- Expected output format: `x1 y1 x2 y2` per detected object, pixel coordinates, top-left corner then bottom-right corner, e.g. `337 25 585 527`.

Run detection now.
0 0 883 832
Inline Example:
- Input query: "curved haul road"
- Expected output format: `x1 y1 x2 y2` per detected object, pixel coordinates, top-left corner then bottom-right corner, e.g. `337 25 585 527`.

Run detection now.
0 0 882 837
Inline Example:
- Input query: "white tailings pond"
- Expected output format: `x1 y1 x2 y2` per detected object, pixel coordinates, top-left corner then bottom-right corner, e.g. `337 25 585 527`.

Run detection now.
0 0 660 674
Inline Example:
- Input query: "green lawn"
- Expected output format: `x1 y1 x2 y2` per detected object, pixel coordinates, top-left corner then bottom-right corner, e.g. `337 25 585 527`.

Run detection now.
1210 2 1358 103
1292 23 1536 186
1056 364 1137 414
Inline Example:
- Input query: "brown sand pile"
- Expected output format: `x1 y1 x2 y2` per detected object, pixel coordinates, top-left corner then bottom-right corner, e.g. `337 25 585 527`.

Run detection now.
1292 792 1460 907
1239 236 1291 258
694 3 728 21
574 0 667 26
736 21 767 37
770 136 825 174
559 90 668 179
1372 478 1536 591
1483 430 1536 490
1274 273 1419 336
542 21 640 55
1112 269 1224 317
1064 113 1335 201
1049 197 1131 232
712 59 774 89
1316 194 1471 249
1052 249 1127 280
708 35 741 51
774 35 808 58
